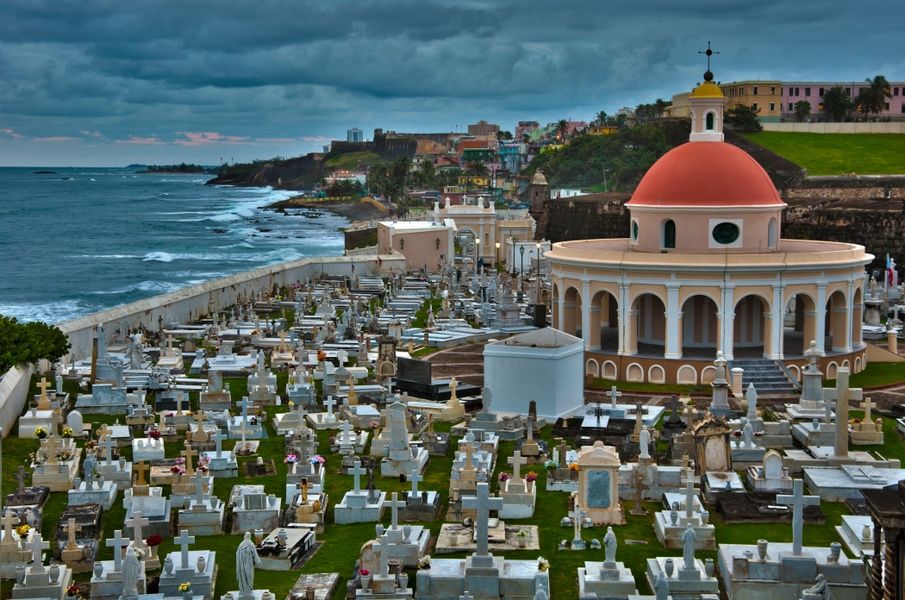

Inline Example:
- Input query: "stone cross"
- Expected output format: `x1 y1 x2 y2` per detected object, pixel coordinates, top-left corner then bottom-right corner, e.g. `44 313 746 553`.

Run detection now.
214 429 224 457
633 403 644 438
192 411 207 437
861 397 876 422
373 532 391 578
37 378 51 403
746 383 758 419
609 385 622 408
340 420 353 443
100 431 115 463
29 531 50 572
240 396 250 426
460 593 475 600
176 392 185 415
324 396 336 418
105 530 130 572
64 518 82 551
134 461 149 486
409 470 423 496
191 470 208 505
181 444 197 476
631 466 647 516
508 451 527 482
461 483 503 557
44 435 60 465
824 368 862 459
2 511 17 546
777 479 820 555
385 492 406 530
175 529 196 569
571 501 587 544
125 511 149 544
461 444 475 475
683 469 697 520
350 460 366 494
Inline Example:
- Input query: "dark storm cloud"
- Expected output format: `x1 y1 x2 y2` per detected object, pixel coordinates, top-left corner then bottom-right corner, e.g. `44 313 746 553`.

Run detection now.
0 0 902 165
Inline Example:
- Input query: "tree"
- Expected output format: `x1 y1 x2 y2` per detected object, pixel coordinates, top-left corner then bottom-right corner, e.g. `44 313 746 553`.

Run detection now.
556 119 570 142
725 105 763 133
794 101 811 122
595 111 608 126
822 86 852 121
496 130 513 141
465 162 488 177
854 75 892 119
0 315 70 373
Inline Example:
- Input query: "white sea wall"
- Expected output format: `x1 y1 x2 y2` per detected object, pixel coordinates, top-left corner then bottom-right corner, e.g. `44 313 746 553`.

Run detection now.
0 364 36 438
58 253 406 362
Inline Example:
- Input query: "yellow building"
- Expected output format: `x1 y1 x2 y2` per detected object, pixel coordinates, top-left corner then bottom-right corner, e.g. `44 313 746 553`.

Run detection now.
719 80 782 122
665 92 691 118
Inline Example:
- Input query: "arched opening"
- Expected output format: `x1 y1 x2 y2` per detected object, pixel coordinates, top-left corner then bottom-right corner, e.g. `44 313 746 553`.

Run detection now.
562 286 582 338
767 217 777 249
681 295 719 359
826 290 849 352
705 112 715 131
632 293 666 357
851 287 863 347
786 293 816 357
591 290 619 351
662 219 676 249
734 295 769 358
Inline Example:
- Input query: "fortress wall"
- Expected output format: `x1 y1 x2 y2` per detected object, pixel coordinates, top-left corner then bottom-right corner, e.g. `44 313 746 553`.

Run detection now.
57 254 406 361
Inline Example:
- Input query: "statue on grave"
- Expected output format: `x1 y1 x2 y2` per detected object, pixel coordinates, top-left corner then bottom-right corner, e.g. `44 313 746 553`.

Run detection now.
236 531 262 598
83 452 98 489
802 574 829 600
121 547 142 598
655 573 670 600
604 526 617 564
639 427 651 459
681 524 697 571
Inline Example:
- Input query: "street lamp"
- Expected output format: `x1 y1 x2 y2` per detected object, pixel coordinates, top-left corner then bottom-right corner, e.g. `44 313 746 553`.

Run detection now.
519 245 526 292
535 242 542 302
474 238 481 277
603 168 611 192
495 241 500 270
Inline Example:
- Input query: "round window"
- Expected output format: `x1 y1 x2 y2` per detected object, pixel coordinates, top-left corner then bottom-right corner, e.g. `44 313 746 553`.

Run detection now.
631 221 639 240
712 222 740 244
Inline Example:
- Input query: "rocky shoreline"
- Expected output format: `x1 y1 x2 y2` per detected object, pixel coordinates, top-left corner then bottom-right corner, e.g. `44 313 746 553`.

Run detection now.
265 195 386 221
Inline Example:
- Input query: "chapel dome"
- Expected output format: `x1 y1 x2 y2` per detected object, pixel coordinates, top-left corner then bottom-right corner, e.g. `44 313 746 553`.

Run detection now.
531 171 548 186
625 142 783 208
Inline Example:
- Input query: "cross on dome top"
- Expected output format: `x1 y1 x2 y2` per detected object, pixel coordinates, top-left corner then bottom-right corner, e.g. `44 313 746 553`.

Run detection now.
697 41 719 81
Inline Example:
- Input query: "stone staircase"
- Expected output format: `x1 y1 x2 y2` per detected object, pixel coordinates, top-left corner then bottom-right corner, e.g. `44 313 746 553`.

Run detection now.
731 358 800 396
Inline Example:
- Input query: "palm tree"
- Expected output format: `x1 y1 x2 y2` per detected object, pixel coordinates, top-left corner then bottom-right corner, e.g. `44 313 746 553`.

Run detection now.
595 111 608 127
556 119 570 142
586 404 606 441
854 75 892 119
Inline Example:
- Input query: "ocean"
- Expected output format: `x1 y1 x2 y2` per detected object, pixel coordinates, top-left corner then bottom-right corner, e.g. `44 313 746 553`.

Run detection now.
0 167 348 324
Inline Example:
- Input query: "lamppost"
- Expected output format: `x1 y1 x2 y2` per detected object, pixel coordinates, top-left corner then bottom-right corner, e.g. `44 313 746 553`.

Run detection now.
474 238 481 277
535 242 542 303
519 245 526 291
603 168 611 192
495 241 500 271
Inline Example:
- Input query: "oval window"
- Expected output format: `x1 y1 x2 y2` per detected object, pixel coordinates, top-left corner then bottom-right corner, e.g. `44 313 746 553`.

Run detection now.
712 222 740 244
632 221 639 240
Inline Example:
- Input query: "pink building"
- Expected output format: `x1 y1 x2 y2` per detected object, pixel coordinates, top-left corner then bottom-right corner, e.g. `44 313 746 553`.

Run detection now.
782 81 905 119
376 219 456 272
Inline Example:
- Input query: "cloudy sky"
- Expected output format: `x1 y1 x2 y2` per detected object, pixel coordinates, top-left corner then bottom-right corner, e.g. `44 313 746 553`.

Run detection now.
1 0 902 166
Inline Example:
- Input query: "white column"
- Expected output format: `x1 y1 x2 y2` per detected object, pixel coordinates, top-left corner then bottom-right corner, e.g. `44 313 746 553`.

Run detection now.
581 281 591 348
557 294 565 331
665 284 682 359
618 284 630 355
771 285 784 360
721 285 735 361
814 284 827 353
845 281 855 352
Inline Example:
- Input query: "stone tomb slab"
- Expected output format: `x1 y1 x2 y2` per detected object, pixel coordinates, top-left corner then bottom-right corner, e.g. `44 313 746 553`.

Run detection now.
257 525 320 571
287 572 340 600
434 522 539 554
716 491 825 525
836 514 883 557
5 485 50 509
703 471 744 502
244 458 277 478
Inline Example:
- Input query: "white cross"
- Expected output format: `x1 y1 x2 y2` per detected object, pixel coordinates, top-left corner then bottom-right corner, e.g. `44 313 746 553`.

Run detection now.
374 532 391 578
214 429 224 457
350 460 366 493
340 420 353 442
461 483 503 557
776 479 820 555
100 432 115 463
105 530 130 572
683 469 697 519
324 396 336 416
385 492 406 530
64 518 82 551
125 511 149 544
507 451 527 482
409 470 423 496
609 385 622 407
1 511 17 546
29 531 50 572
193 471 207 505
571 501 587 543
861 397 876 421
175 529 195 569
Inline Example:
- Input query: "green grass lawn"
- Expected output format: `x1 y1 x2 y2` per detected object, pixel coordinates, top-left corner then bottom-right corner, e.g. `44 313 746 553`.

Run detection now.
825 361 905 389
742 132 905 175
324 151 383 171
7 371 905 599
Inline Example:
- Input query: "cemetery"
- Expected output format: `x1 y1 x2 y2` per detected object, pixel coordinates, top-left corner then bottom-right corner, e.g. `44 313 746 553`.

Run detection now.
3 264 905 600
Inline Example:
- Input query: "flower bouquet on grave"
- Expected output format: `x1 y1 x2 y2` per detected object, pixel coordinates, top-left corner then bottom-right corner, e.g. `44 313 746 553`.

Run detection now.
146 534 162 558
568 463 579 480
30 451 43 466
499 472 510 482
359 568 371 588
525 471 537 482
543 459 556 470
147 428 162 440
537 556 549 572
16 524 31 538
62 427 74 439
310 455 325 471
66 583 80 598
57 448 73 461
34 427 48 440
285 453 298 465
417 555 431 570
170 465 186 476
197 456 210 473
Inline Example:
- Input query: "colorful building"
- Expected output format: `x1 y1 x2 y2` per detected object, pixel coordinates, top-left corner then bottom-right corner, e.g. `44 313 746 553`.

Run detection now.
782 81 905 119
377 219 457 272
719 80 782 122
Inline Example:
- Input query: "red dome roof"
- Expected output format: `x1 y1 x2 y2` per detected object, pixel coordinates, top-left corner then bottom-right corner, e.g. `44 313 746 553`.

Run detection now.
626 142 783 207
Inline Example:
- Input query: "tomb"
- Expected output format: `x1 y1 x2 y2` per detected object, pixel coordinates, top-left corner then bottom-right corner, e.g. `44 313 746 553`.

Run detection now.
11 532 74 600
177 471 225 536
227 397 265 440
498 451 537 519
578 527 639 600
691 415 731 475
803 464 905 501
89 530 147 600
397 470 440 522
287 479 328 534
849 398 883 446
575 441 624 525
379 401 429 477
836 514 884 558
747 450 793 493
334 461 386 524
257 526 318 571
157 531 218 600
230 485 282 534
360 493 430 572
785 341 832 420
202 430 239 478
74 382 139 415
199 370 232 411
646 524 719 599
653 470 716 550
31 435 81 492
67 451 117 510
132 435 165 462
